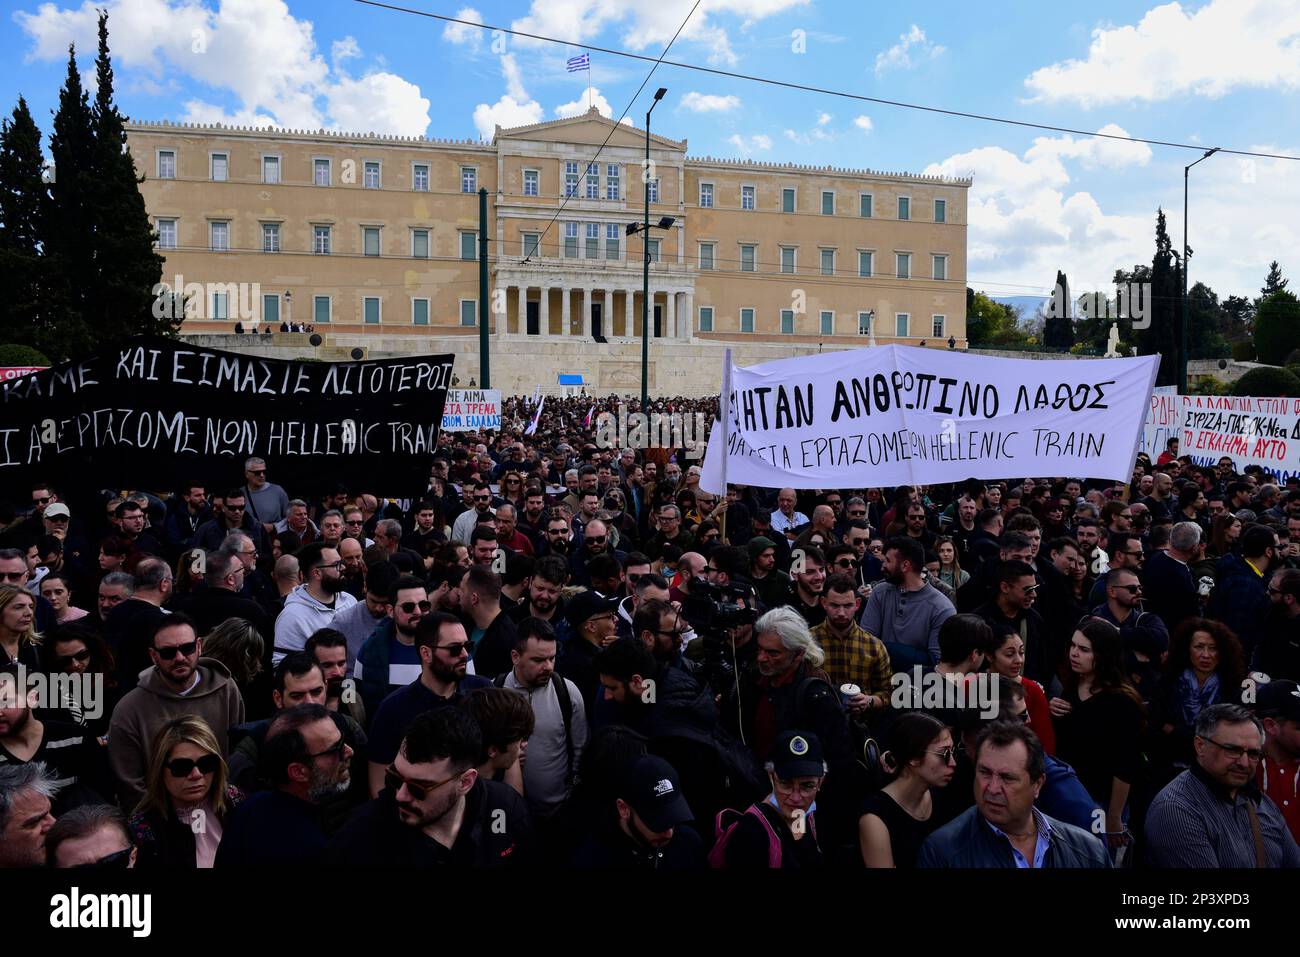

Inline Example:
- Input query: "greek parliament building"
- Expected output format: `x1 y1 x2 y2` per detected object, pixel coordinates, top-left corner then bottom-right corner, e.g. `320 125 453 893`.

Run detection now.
126 108 970 395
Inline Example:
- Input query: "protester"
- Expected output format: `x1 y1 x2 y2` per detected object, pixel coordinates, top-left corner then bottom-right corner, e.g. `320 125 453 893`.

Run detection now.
859 712 956 868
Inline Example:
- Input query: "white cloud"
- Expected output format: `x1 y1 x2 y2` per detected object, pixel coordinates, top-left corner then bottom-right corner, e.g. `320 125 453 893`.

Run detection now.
783 112 836 145
816 112 832 126
441 6 485 49
680 92 741 113
1024 0 1300 107
923 135 1299 299
726 133 771 156
473 55 544 138
1025 124 1153 170
555 86 614 118
501 53 529 102
15 0 433 135
874 24 945 76
853 114 873 132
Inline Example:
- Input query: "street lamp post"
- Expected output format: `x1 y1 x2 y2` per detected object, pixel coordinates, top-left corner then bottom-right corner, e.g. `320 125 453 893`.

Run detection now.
640 88 667 410
1181 147 1219 393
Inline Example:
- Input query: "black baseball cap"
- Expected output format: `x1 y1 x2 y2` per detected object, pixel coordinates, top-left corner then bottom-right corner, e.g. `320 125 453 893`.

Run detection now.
770 730 826 779
1257 679 1300 722
621 755 694 832
564 589 619 630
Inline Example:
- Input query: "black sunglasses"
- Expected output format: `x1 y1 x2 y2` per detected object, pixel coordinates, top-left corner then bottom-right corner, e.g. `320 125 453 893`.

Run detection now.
154 641 198 660
309 737 348 760
166 754 221 777
73 847 134 869
57 649 92 667
437 641 471 657
398 600 432 614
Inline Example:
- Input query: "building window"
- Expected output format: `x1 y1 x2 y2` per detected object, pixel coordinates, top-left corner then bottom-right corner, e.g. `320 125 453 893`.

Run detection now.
896 313 909 337
896 253 911 280
858 251 873 278
647 178 659 203
934 199 946 223
741 244 756 272
820 311 834 335
606 164 620 200
780 247 795 274
584 223 598 258
586 163 600 199
460 231 477 261
313 225 331 255
364 297 381 325
932 315 946 337
314 296 331 324
781 309 795 334
461 167 476 193
364 227 381 257
262 156 280 184
740 308 755 333
413 164 429 191
156 219 177 250
314 158 330 186
211 153 228 182
262 294 279 326
564 222 578 258
209 221 229 252
522 232 540 258
211 292 228 321
699 306 714 332
523 169 538 196
933 254 947 281
700 183 714 208
782 188 795 213
460 300 476 327
647 238 661 263
412 229 429 259
413 298 430 326
262 223 280 253
564 161 579 197
820 249 835 276
742 185 755 211
699 242 715 270
821 190 834 215
364 162 380 189
860 193 873 218
898 196 910 220
858 311 873 336
157 150 176 179
606 224 620 260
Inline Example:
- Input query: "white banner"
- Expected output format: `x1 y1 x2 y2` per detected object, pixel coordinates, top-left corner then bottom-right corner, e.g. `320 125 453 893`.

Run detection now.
1179 394 1300 483
700 346 1159 493
440 389 501 431
1138 386 1179 460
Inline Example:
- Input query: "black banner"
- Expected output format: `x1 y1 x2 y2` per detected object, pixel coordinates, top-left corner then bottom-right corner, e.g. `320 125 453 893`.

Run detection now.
0 337 453 496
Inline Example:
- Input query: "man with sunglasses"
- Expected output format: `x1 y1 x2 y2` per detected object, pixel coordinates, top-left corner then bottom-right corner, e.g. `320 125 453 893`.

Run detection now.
217 703 353 867
189 489 265 554
1090 567 1169 699
108 614 245 807
1145 703 1300 867
355 574 432 719
46 803 137 869
367 612 492 797
451 481 497 546
329 706 532 867
274 542 358 666
975 561 1052 686
241 456 290 537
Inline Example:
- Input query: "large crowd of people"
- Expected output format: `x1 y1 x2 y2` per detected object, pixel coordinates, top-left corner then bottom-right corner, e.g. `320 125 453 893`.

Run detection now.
1 400 1298 870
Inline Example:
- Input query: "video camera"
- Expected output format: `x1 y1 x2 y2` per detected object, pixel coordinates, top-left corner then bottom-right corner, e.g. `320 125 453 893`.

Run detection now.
679 578 759 633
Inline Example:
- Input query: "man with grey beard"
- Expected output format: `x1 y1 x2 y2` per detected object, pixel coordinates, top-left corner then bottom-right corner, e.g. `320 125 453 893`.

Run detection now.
216 704 354 867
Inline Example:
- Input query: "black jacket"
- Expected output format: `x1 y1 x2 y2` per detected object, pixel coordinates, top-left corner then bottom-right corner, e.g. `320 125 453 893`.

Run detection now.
1208 553 1271 659
1141 551 1198 636
326 780 533 867
468 610 520 680
1253 606 1300 680
572 818 706 868
215 789 328 867
918 805 1111 868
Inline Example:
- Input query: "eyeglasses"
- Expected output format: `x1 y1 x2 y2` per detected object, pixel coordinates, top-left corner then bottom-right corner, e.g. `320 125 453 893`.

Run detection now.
773 778 820 796
927 746 959 764
225 504 246 512
833 559 859 569
247 469 266 476
153 641 198 660
436 641 471 657
309 736 348 761
398 600 432 614
345 519 364 526
1199 737 1263 762
165 754 221 777
0 571 27 582
847 510 867 518
72 847 134 869
33 496 51 506
1013 710 1031 723
315 561 346 572
56 649 92 667
385 764 460 801
1111 583 1142 594
586 536 607 545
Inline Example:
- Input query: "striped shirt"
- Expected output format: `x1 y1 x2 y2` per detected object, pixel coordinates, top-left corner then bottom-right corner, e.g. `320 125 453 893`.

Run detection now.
0 719 93 794
1145 763 1300 868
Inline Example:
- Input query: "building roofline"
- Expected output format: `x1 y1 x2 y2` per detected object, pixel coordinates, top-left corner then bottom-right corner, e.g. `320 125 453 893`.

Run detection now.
492 106 686 149
124 120 494 150
685 154 971 187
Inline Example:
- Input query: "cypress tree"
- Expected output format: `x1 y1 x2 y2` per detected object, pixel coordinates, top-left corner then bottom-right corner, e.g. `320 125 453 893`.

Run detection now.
0 97 47 348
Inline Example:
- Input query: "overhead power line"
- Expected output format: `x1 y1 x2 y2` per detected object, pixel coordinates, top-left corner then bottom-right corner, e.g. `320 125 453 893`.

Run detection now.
352 0 1297 163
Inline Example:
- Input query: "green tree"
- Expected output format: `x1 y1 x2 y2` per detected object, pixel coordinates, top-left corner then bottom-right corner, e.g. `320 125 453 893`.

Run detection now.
0 97 46 348
1232 365 1300 397
1042 269 1074 349
42 44 97 359
1127 210 1182 387
89 12 170 345
1253 291 1300 366
965 288 1026 346
1187 282 1230 360
1222 295 1254 342
1262 260 1289 297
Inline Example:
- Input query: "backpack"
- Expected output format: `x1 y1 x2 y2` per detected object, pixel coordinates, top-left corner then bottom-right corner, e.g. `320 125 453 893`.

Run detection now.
495 671 576 787
708 801 817 869
794 674 885 790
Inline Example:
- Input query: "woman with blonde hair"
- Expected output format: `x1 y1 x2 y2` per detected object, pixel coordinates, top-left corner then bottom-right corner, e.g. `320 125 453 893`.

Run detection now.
0 583 42 669
129 715 244 868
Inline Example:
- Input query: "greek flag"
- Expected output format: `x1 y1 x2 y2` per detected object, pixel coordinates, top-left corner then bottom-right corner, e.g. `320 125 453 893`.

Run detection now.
566 53 590 72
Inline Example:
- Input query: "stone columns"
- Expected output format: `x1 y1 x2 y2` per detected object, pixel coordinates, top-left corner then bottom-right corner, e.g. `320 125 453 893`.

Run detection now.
665 291 676 340
538 286 549 338
682 291 694 341
625 289 634 338
561 285 570 337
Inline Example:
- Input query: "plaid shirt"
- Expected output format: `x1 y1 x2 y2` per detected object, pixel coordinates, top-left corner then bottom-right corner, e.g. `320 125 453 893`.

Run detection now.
810 620 893 697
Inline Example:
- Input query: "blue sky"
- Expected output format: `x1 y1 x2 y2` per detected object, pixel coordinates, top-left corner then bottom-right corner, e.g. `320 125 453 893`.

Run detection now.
3 0 1297 300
